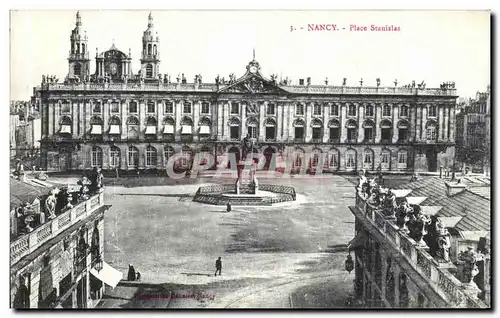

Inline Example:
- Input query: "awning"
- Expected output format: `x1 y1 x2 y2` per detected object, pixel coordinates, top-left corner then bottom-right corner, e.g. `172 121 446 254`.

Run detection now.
89 261 123 289
90 125 102 135
60 125 71 134
348 231 367 251
199 125 210 134
391 189 412 198
109 125 120 135
405 196 427 205
145 125 157 135
163 125 174 134
181 125 192 134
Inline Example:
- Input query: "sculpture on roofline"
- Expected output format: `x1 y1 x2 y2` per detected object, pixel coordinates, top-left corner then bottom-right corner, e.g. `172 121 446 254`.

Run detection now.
435 218 451 262
395 199 412 234
407 204 431 246
342 78 347 86
458 247 483 286
45 188 59 220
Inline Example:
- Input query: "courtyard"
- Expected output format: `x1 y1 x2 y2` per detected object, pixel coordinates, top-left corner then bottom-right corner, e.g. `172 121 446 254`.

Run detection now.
46 173 361 308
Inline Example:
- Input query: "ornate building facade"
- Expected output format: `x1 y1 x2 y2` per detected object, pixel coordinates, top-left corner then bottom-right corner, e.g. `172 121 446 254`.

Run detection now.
34 12 458 173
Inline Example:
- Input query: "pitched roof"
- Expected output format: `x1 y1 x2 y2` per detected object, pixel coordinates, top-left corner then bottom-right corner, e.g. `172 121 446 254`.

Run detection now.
10 178 48 209
467 187 491 200
393 177 447 204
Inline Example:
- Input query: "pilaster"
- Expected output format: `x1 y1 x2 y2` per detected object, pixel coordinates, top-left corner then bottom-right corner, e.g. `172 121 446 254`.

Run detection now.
341 103 347 142
421 106 428 141
358 103 365 143
392 105 399 143
72 101 79 139
240 100 246 138
305 102 313 141
259 102 266 140
375 103 382 143
121 100 128 140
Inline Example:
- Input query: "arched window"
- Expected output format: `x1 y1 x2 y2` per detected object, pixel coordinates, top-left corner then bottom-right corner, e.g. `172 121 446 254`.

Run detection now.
59 116 72 134
146 64 153 78
228 117 240 140
91 146 103 168
90 116 103 135
328 148 340 169
127 116 140 140
153 44 157 56
164 146 174 166
127 146 139 167
81 43 86 54
292 148 305 169
180 146 192 168
109 146 120 168
365 104 374 117
247 117 259 139
74 63 82 77
426 122 438 141
428 105 437 117
146 145 157 166
311 118 323 142
383 104 392 117
264 118 276 140
310 149 322 168
345 149 357 171
363 149 374 170
147 44 152 56
348 104 357 116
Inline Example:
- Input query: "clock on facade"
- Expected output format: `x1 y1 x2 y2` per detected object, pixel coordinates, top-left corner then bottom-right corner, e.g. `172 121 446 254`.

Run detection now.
109 63 118 75
249 65 258 74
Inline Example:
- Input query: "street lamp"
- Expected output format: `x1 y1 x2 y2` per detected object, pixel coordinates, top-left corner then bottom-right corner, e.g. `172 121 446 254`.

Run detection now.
344 253 354 273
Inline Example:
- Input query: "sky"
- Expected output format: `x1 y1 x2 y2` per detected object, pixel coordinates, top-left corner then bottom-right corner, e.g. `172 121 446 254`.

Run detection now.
10 10 491 100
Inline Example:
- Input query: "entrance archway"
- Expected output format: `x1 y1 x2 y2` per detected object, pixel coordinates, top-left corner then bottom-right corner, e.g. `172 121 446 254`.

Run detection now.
227 146 240 169
263 147 276 170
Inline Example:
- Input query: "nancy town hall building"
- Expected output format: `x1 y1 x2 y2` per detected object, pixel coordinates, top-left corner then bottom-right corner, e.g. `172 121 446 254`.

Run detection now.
34 12 458 174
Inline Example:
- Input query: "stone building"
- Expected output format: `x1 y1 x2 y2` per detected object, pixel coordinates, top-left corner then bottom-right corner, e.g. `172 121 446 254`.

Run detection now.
10 179 118 308
347 175 490 308
455 87 491 174
34 12 458 174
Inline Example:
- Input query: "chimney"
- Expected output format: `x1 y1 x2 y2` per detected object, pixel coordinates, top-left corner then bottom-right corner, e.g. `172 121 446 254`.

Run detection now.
445 181 467 196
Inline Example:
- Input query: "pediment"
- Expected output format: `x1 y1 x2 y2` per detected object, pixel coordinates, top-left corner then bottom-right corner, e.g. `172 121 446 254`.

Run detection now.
218 74 287 95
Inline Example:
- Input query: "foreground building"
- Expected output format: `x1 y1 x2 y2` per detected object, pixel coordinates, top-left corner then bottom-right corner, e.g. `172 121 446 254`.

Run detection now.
10 178 119 308
34 12 458 174
348 175 490 308
455 87 491 175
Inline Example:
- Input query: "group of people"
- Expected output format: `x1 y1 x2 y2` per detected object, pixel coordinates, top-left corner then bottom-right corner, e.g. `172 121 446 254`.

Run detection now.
127 264 141 281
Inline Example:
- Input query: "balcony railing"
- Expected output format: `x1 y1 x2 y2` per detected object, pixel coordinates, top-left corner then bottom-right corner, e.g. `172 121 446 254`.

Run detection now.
311 138 323 143
293 138 305 143
354 192 488 308
10 191 105 265
328 138 341 143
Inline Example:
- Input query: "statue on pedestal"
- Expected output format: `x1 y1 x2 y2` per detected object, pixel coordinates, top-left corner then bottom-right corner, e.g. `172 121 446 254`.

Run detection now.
396 199 412 234
458 247 482 287
241 133 253 162
435 219 451 262
407 205 431 246
45 188 59 220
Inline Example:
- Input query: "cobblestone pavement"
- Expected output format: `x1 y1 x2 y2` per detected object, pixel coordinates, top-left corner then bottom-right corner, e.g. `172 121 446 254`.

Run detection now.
93 175 356 308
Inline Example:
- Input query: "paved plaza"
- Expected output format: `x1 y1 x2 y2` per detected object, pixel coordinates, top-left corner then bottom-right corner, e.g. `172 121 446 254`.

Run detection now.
51 174 359 308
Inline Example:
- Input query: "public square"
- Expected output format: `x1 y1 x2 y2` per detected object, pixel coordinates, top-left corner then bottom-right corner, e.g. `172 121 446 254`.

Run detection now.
93 174 359 308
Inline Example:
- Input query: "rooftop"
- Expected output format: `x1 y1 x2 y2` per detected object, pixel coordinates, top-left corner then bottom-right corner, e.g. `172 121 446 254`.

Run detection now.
10 178 48 209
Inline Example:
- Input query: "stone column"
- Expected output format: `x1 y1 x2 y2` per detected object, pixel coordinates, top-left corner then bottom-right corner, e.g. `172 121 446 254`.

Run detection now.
323 103 330 143
85 100 91 137
341 103 347 143
357 103 365 143
139 100 146 138
157 100 163 139
443 105 450 142
277 102 283 141
102 100 109 134
287 103 294 141
438 104 445 141
240 101 246 138
375 103 382 143
449 105 455 142
193 100 200 142
421 106 428 141
392 104 399 143
121 100 128 140
409 104 416 142
54 102 60 136
305 102 313 142
217 101 223 139
72 101 79 139
259 102 266 140
175 100 182 141
101 144 110 169
223 101 230 140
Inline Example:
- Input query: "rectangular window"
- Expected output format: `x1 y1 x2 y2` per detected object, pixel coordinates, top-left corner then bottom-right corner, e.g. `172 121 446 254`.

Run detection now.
110 152 120 168
348 105 357 116
147 102 155 114
383 105 391 117
93 102 102 113
164 102 173 114
111 102 120 113
201 102 210 114
364 128 373 141
347 128 357 141
295 127 304 139
128 102 138 114
329 128 340 140
231 103 239 115
230 126 239 139
249 126 258 139
330 104 339 116
312 128 322 140
61 103 71 114
313 104 322 116
265 127 275 140
398 152 407 164
296 104 304 116
183 102 191 114
267 103 275 115
381 153 390 164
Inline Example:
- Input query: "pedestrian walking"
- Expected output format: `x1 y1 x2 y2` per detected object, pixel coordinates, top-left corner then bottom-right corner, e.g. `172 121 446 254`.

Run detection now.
226 202 232 213
214 257 222 276
136 272 141 281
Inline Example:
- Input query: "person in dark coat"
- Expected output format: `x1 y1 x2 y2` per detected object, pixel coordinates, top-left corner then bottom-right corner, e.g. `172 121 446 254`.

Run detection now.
214 257 222 276
127 264 136 281
136 272 141 281
226 203 232 212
